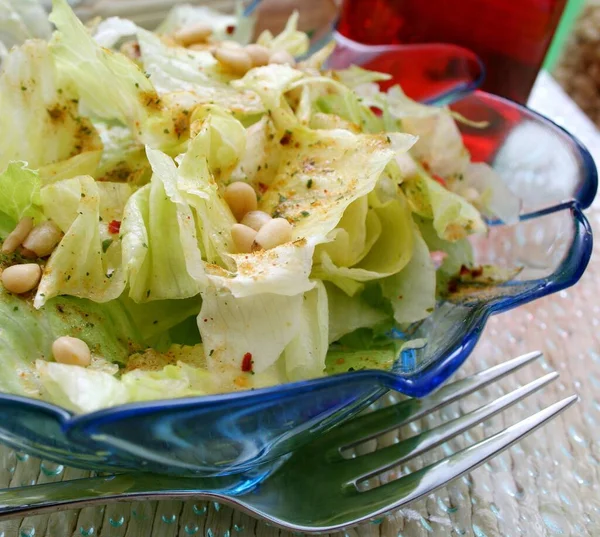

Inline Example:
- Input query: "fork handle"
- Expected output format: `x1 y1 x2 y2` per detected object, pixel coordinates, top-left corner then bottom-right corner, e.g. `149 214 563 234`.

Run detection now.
0 473 232 519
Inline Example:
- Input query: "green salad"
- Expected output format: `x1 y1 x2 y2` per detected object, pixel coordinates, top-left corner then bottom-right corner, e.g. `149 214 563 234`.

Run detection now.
0 0 520 413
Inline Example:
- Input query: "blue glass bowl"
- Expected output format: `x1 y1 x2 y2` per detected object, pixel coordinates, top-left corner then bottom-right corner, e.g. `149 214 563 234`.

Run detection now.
0 86 595 479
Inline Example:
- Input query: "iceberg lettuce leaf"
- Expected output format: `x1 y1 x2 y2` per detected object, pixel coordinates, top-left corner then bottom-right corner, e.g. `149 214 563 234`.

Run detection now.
0 162 44 227
49 0 188 152
179 107 317 297
402 165 486 241
0 39 102 175
35 176 126 307
284 281 328 381
41 177 132 233
121 146 207 302
37 360 128 413
447 162 521 224
326 282 390 343
381 222 437 324
94 122 150 184
0 287 143 396
136 28 264 117
198 286 303 374
177 107 240 265
313 194 414 290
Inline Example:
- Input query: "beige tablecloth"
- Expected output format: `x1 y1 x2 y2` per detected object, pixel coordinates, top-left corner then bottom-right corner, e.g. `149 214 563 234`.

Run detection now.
0 72 598 537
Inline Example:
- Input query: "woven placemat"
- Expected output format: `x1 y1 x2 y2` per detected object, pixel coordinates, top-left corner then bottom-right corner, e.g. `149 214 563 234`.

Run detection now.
0 73 599 537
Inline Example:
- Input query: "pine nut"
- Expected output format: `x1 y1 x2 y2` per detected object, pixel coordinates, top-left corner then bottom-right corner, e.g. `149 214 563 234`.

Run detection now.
1 263 41 294
253 218 293 250
22 220 62 258
269 50 296 66
223 182 258 221
462 187 480 203
245 44 271 67
214 46 252 75
241 210 272 231
2 217 33 254
160 34 178 47
52 336 91 367
221 40 243 49
231 223 257 254
174 23 212 47
188 43 210 52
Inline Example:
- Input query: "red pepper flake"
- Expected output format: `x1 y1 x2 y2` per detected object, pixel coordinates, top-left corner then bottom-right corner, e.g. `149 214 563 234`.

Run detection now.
335 357 345 365
108 220 121 234
241 352 253 372
258 182 269 194
459 264 470 276
279 131 292 146
370 106 382 117
226 24 236 35
447 279 459 293
471 267 483 278
432 174 446 186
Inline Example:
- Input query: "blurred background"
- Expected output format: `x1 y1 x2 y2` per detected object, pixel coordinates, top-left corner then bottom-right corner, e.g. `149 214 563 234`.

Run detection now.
17 0 600 127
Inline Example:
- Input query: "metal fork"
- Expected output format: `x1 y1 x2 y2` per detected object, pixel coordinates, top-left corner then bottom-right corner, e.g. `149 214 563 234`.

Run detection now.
0 351 577 533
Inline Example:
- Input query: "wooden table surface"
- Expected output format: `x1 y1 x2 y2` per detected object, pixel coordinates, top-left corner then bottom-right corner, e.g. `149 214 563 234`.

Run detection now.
0 73 598 537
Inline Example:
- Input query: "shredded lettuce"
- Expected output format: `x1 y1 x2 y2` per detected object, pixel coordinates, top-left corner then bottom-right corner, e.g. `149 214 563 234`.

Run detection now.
155 3 255 45
333 65 392 89
256 11 309 57
0 0 522 411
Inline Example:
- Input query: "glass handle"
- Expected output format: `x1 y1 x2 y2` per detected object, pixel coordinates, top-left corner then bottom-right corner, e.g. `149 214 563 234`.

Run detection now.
327 33 485 105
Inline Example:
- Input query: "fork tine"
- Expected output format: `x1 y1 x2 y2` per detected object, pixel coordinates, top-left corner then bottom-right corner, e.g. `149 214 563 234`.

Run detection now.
330 395 578 530
330 351 543 450
339 371 558 483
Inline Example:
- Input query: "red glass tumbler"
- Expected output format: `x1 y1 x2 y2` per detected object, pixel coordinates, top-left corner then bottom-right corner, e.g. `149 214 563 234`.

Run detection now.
337 0 568 104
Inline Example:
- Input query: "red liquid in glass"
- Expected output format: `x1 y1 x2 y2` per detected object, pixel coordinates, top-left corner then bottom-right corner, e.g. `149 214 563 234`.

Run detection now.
337 0 567 103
